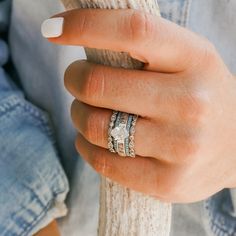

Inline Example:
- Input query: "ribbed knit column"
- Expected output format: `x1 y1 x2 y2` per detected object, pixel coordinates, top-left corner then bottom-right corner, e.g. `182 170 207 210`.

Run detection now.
61 0 172 235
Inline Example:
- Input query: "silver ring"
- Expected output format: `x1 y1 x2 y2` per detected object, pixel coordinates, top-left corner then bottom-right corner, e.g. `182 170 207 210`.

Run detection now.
108 111 138 157
128 114 138 157
108 110 118 153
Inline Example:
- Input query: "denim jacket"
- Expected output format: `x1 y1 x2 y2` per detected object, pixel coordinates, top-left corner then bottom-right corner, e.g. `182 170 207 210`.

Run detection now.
0 0 69 235
0 0 236 235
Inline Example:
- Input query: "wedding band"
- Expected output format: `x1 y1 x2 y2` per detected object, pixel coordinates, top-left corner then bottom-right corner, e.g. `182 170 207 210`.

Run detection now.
108 111 138 157
128 114 138 157
112 112 129 156
108 110 118 153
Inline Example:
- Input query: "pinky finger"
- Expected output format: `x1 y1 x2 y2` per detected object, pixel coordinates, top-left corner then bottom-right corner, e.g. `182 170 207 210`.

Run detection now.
75 132 167 199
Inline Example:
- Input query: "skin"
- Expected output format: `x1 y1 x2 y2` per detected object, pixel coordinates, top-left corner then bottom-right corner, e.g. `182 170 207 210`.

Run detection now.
44 8 236 203
34 220 60 236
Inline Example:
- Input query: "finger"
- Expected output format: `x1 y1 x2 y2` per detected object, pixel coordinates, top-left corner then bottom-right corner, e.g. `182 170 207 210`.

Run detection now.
65 60 183 119
71 100 194 163
75 132 168 199
44 9 206 72
71 100 154 158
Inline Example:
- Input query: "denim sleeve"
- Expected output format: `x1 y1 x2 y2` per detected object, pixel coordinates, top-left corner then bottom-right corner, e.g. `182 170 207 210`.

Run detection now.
0 1 69 235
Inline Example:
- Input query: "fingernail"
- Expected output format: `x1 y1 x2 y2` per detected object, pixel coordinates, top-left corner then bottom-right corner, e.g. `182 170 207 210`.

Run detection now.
41 17 64 38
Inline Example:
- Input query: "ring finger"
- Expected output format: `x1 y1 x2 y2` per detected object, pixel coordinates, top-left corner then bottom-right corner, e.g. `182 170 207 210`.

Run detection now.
71 99 181 162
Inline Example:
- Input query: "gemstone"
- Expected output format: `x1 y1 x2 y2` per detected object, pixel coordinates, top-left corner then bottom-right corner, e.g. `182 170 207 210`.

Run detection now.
130 127 135 133
129 143 134 148
111 124 129 141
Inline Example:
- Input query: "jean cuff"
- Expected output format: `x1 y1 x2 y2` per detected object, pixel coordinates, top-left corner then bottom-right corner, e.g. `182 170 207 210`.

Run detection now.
29 192 68 235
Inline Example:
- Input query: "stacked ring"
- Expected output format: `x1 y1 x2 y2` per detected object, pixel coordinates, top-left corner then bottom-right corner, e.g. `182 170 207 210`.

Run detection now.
108 110 118 153
108 111 138 157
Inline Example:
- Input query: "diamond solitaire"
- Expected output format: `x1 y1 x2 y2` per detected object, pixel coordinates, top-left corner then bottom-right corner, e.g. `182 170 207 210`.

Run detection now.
110 123 129 142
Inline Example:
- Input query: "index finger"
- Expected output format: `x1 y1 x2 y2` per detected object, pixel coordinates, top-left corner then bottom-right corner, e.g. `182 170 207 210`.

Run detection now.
41 9 206 72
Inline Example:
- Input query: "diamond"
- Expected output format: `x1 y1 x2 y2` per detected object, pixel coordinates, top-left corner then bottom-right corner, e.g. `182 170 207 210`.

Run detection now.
129 136 134 141
129 143 134 148
111 124 129 141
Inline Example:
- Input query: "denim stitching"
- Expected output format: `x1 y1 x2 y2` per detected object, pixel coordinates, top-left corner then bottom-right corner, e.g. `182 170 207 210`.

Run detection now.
1 186 67 236
0 95 69 235
6 163 68 235
182 0 192 27
22 190 66 236
0 95 22 115
16 190 66 236
157 0 192 27
0 95 55 142
204 193 236 236
20 100 55 142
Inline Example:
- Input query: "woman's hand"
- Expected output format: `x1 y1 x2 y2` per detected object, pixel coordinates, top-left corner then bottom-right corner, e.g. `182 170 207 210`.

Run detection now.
42 9 236 203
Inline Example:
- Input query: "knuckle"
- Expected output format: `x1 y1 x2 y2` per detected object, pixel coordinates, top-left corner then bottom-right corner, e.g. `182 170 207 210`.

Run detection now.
83 111 99 143
188 38 219 72
172 138 199 163
199 40 219 68
203 43 218 63
81 65 105 102
77 10 89 37
82 111 106 145
177 91 208 125
128 10 155 44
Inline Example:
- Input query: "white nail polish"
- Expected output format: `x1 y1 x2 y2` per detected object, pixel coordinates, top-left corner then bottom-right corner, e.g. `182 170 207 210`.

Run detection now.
41 17 64 38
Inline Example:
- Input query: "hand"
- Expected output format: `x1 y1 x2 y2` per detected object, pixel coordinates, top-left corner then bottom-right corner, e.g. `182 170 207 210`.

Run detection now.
43 9 236 203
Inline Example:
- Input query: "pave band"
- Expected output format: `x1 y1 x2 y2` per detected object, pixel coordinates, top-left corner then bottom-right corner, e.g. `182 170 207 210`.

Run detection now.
129 114 138 157
108 111 118 153
112 112 129 156
108 111 138 157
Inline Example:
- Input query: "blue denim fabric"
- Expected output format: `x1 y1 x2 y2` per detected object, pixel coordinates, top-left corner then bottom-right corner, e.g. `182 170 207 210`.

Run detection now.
0 1 69 235
158 0 191 26
9 1 100 235
0 0 11 32
204 190 236 235
0 40 9 66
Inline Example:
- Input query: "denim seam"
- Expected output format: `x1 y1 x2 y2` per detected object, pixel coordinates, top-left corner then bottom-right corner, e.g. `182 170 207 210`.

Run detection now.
19 190 66 236
182 0 192 27
204 200 236 236
0 94 55 142
0 94 22 116
20 100 55 142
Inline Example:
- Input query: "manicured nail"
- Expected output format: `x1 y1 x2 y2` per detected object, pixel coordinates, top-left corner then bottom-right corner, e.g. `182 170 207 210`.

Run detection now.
41 17 64 38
